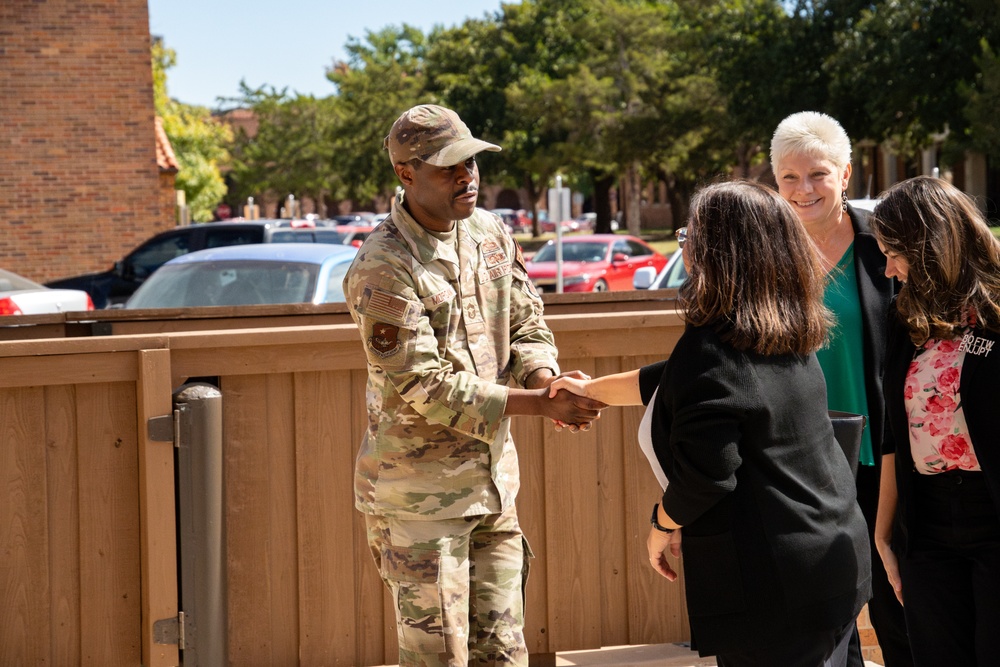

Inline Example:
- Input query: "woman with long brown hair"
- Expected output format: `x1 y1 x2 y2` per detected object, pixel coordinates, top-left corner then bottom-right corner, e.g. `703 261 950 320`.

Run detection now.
871 176 1000 666
551 180 871 666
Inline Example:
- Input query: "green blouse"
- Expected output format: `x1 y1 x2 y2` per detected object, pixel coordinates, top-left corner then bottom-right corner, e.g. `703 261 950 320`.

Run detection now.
816 243 875 467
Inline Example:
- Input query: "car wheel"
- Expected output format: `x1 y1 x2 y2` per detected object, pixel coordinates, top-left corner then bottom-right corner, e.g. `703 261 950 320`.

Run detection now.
592 279 609 292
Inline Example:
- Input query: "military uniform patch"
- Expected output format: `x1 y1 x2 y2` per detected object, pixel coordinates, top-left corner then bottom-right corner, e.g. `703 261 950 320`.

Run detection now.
369 322 401 357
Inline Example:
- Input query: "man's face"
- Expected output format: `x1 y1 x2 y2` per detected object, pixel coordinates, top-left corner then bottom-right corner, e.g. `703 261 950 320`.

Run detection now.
395 156 480 232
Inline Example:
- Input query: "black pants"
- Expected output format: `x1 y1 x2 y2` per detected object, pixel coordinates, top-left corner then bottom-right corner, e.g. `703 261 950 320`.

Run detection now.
856 463 914 667
899 470 1000 667
714 619 855 667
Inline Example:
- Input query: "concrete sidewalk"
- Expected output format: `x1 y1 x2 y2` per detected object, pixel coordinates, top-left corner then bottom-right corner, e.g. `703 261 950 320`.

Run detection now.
553 643 885 666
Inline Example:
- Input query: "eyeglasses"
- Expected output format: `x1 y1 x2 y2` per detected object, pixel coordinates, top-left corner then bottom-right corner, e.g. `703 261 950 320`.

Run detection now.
677 227 688 248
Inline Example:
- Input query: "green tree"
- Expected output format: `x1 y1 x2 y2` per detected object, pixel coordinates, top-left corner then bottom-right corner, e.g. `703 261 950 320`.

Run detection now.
326 25 429 204
827 0 998 155
152 40 231 222
227 84 338 215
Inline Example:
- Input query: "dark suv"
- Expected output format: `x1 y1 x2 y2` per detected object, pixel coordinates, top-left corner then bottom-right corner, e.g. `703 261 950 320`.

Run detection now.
46 220 347 308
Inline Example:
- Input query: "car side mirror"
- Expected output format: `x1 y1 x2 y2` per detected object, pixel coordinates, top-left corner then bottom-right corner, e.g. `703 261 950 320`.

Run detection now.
612 252 628 264
633 266 656 289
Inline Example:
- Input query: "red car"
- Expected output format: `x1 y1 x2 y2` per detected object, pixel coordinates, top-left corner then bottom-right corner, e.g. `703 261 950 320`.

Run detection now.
525 234 668 292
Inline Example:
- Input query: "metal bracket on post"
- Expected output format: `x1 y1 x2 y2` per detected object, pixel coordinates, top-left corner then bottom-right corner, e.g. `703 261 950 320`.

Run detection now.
153 611 186 649
147 413 177 446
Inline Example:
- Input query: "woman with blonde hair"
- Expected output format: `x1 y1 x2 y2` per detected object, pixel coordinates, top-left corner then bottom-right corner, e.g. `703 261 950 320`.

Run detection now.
771 111 908 666
871 176 1000 666
551 180 871 666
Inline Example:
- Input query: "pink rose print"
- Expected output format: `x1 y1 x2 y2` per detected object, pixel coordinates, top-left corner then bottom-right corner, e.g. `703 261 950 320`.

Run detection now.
936 366 960 393
921 412 954 437
937 339 960 353
925 393 956 414
904 373 920 401
938 434 979 470
906 360 920 378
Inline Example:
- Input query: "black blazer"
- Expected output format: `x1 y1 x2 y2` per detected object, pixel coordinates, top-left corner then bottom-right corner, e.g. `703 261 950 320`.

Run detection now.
639 325 871 655
848 205 896 467
882 305 1000 554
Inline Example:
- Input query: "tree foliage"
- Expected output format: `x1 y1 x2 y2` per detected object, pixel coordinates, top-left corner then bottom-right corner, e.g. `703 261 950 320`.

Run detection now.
207 0 1000 227
152 40 231 223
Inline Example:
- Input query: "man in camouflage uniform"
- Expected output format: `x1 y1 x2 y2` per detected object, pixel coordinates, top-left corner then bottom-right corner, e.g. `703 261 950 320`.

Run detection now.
344 104 604 666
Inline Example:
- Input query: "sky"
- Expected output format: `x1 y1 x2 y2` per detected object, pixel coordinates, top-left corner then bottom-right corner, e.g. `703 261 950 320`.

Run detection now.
147 0 517 108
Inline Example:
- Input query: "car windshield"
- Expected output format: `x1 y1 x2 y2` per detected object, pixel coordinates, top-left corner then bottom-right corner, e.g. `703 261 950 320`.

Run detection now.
127 261 320 308
532 242 608 263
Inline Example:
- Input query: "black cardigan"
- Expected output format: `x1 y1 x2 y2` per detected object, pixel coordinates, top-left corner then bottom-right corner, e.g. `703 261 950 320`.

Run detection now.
882 304 1000 554
847 205 896 468
639 325 871 655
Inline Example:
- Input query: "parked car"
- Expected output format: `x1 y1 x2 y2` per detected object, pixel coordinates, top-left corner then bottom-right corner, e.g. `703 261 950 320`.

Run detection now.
0 268 93 315
633 249 687 290
526 234 668 292
848 197 880 212
335 224 375 248
331 212 376 225
124 243 358 309
46 219 345 308
490 208 532 234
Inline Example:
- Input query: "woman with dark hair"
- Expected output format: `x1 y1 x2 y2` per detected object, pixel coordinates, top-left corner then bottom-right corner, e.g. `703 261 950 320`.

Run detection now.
871 176 1000 666
551 181 871 666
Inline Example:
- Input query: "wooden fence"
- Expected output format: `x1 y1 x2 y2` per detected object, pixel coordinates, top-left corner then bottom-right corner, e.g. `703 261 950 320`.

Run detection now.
1 302 692 666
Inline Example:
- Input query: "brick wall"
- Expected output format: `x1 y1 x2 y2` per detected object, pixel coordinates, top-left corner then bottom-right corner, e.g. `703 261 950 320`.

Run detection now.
0 0 170 283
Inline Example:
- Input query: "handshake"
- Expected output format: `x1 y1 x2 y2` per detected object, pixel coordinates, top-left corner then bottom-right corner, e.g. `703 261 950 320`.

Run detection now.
538 370 608 433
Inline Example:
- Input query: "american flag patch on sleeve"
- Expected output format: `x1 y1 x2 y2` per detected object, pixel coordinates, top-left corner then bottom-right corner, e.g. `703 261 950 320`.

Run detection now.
362 286 420 327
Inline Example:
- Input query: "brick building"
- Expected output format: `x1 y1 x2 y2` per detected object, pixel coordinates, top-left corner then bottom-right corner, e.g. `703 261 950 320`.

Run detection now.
0 0 173 283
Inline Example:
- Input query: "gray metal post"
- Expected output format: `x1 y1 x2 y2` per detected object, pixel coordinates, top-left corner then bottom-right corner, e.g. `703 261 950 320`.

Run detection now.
174 383 225 666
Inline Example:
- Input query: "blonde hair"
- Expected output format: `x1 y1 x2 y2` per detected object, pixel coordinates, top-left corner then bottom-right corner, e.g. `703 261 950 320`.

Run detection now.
770 111 852 174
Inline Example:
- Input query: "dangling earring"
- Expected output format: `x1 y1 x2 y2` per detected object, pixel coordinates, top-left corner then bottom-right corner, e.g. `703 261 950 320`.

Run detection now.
841 191 848 212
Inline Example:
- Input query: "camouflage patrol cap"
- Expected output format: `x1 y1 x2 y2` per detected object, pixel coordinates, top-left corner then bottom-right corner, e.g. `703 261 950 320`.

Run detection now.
384 104 501 167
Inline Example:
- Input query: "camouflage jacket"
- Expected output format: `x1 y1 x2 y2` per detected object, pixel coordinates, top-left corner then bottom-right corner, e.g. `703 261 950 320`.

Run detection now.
344 196 560 519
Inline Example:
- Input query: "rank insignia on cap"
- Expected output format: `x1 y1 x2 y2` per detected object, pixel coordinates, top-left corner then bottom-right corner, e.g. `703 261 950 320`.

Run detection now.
369 322 401 357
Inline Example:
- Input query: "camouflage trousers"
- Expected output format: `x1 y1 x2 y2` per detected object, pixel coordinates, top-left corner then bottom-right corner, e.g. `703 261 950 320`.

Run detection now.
365 504 532 667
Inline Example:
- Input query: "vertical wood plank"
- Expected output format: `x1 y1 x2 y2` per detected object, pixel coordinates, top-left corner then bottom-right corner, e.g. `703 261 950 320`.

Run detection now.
265 373 299 663
0 387 51 666
295 370 358 665
223 374 274 665
513 414 550 655
45 384 82 666
135 349 179 667
623 354 691 644
77 381 142 666
593 356 630 647
542 357 601 650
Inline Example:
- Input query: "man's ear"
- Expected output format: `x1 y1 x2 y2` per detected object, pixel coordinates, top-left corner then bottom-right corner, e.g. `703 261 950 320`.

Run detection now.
395 162 414 186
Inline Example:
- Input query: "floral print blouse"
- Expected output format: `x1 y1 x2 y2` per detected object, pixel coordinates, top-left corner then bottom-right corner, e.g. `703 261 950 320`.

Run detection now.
905 332 982 474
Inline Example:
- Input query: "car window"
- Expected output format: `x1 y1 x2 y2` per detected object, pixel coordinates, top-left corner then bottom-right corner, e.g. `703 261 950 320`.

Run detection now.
612 241 633 257
322 262 352 303
127 234 192 278
129 260 320 308
660 258 688 289
627 240 651 256
205 228 263 248
533 242 607 263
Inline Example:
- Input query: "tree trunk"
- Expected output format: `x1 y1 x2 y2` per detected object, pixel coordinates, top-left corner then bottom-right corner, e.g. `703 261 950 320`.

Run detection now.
624 161 642 237
524 173 541 238
591 170 615 234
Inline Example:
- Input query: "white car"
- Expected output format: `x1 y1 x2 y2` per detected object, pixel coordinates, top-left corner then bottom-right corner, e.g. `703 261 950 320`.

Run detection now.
0 268 94 315
633 249 687 290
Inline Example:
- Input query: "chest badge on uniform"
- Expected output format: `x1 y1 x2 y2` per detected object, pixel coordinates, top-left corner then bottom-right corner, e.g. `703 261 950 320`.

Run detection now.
369 322 401 357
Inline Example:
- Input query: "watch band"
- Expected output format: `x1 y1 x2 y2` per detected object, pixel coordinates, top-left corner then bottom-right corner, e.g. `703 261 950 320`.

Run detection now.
650 502 675 533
